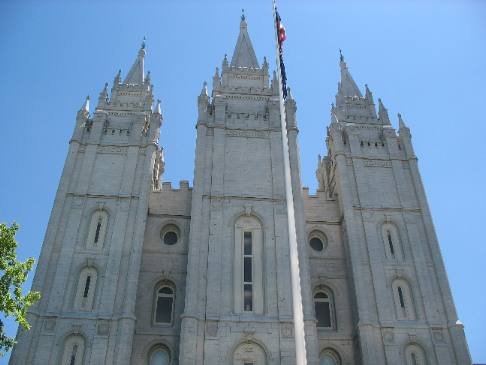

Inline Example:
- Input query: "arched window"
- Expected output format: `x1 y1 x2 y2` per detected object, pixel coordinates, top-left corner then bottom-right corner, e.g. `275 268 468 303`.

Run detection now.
319 348 341 365
154 283 175 324
392 279 416 320
234 216 263 314
381 223 402 260
148 345 171 365
233 341 266 365
314 288 335 329
86 210 108 249
60 335 85 365
309 230 328 252
405 344 427 365
74 267 97 310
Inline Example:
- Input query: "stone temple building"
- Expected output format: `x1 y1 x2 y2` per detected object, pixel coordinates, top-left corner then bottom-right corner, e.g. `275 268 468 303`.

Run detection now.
9 15 471 365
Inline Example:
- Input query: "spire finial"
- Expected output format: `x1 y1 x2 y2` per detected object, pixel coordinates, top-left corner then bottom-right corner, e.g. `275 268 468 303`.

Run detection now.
241 8 245 21
141 36 146 50
339 49 344 62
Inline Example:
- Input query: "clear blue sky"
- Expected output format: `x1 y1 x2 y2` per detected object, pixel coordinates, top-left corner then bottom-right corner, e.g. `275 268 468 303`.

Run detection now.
0 0 485 363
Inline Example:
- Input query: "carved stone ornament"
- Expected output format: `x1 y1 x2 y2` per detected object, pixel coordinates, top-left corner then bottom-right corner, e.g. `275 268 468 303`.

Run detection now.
97 320 109 336
206 321 218 337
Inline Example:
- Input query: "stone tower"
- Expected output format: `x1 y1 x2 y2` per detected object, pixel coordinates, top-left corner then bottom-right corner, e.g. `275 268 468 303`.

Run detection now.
178 15 317 365
9 42 164 364
9 15 472 365
314 53 471 364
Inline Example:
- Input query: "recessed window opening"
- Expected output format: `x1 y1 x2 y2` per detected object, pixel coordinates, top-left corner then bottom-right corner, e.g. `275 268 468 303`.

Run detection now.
387 231 395 256
75 267 97 311
310 237 324 251
405 344 426 365
314 291 333 328
243 231 253 312
411 353 418 365
163 231 178 245
309 231 328 252
149 346 170 365
161 224 180 246
398 286 405 308
83 276 91 298
319 348 341 365
155 285 175 324
94 218 102 244
69 344 78 365
61 335 85 365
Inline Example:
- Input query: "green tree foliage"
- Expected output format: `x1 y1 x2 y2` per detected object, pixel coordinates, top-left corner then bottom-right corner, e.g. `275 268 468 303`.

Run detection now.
0 223 40 356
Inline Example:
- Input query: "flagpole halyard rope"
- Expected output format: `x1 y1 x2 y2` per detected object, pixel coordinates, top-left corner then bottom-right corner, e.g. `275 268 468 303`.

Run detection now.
272 1 308 364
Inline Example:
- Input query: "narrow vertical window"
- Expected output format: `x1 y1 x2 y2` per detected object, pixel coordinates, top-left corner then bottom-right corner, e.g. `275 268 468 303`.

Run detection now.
234 216 263 314
61 335 85 365
398 286 405 308
405 344 426 365
154 285 175 324
94 218 102 244
382 223 402 260
69 344 78 365
392 279 416 320
86 210 108 249
314 289 335 328
74 267 97 311
387 231 395 256
243 232 253 312
411 353 418 365
83 276 91 298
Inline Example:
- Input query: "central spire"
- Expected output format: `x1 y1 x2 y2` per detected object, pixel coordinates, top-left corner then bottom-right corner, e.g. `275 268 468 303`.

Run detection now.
230 13 259 68
124 38 146 85
338 50 362 98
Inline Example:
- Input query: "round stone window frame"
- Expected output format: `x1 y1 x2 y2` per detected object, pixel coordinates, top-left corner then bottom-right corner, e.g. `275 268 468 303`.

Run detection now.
308 230 328 252
160 224 181 246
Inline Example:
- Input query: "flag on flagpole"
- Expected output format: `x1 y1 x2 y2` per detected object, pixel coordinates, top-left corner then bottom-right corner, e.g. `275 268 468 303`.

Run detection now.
275 8 288 99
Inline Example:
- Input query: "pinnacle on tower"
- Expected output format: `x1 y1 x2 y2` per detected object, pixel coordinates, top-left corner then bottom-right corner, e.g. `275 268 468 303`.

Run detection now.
124 38 146 85
398 112 408 130
230 12 259 68
80 95 90 114
114 69 121 85
200 81 208 97
365 84 374 103
155 99 162 115
213 67 221 89
222 54 229 69
338 50 362 98
378 98 391 125
98 82 109 105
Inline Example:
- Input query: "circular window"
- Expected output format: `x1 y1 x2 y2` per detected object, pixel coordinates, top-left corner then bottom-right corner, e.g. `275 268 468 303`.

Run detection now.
161 224 180 246
163 231 178 245
310 237 324 251
309 231 328 252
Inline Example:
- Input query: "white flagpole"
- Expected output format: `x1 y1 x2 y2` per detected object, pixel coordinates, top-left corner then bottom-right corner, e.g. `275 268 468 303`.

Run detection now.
272 1 307 364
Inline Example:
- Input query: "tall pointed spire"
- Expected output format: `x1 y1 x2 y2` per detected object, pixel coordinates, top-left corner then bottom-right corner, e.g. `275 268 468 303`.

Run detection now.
338 50 362 98
230 12 259 68
124 38 146 85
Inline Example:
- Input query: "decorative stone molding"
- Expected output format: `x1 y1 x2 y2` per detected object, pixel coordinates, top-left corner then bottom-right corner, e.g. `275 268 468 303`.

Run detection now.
226 129 269 139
